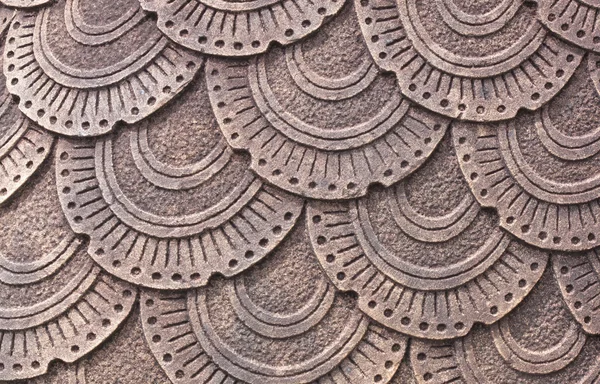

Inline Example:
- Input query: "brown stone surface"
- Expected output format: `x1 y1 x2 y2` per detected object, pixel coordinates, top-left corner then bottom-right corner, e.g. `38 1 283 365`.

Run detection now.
1 0 600 383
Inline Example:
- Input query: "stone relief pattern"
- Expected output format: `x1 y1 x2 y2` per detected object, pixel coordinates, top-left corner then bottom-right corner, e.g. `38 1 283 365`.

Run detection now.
3 0 600 383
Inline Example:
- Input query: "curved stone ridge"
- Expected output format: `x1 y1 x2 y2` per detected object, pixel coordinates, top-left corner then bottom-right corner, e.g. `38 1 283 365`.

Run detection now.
54 67 303 289
0 8 53 207
0 94 54 207
453 57 600 251
4 0 201 136
410 270 600 383
538 0 600 52
307 133 548 339
207 2 450 200
141 222 408 383
139 0 345 57
356 0 584 121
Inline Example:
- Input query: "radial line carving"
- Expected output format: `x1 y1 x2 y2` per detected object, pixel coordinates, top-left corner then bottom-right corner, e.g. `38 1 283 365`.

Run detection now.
355 0 584 121
410 269 600 383
553 249 600 334
307 133 548 339
141 222 408 383
453 55 600 251
4 0 202 137
538 0 600 53
207 2 450 200
0 96 54 206
54 67 304 289
138 0 345 57
0 8 53 206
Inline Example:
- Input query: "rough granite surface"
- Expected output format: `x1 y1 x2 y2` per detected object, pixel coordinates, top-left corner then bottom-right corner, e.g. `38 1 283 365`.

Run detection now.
1 0 600 383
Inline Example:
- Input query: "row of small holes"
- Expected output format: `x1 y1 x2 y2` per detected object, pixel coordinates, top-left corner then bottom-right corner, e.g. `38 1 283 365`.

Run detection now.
93 212 293 282
251 130 438 192
145 301 186 380
7 39 196 131
459 132 595 248
548 14 600 43
164 16 323 51
355 47 571 115
505 215 597 246
0 305 125 373
0 149 43 196
214 72 433 194
560 266 592 323
316 214 535 333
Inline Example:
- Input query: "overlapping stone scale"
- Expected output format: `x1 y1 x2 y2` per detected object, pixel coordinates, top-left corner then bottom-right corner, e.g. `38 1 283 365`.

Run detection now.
538 0 600 53
141 220 408 384
454 54 600 252
3 0 201 137
207 2 450 200
0 14 54 207
356 0 584 121
3 0 600 382
55 65 303 290
307 132 549 339
410 269 600 383
138 0 344 57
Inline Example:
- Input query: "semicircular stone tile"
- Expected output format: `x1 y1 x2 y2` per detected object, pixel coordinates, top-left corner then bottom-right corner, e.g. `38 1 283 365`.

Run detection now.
55 68 304 290
307 132 549 339
454 55 600 252
205 2 450 200
553 249 600 334
138 0 344 57
409 268 600 383
3 0 202 137
0 152 136 381
355 0 584 121
140 220 408 384
538 0 600 53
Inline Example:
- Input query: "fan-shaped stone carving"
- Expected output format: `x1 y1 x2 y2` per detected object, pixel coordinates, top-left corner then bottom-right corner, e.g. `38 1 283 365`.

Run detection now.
356 0 584 121
454 55 600 251
307 133 548 339
410 269 600 383
4 0 201 137
206 3 450 200
139 0 344 57
54 69 304 290
141 221 408 384
538 0 600 52
0 153 135 381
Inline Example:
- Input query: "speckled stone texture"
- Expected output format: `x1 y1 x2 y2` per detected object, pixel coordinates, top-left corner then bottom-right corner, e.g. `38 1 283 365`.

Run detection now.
1 0 600 383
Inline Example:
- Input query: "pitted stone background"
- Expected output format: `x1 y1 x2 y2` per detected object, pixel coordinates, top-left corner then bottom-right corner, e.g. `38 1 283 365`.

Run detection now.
1 0 600 383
